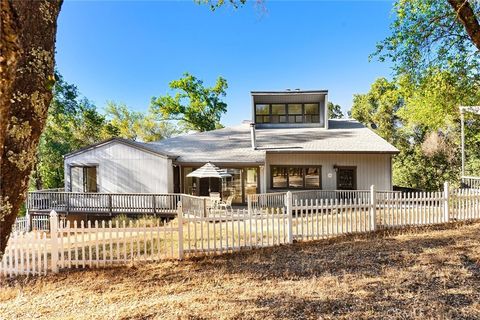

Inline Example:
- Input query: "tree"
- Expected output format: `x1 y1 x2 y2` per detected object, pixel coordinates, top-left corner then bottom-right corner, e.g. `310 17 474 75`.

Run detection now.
368 0 480 191
327 102 344 119
350 78 404 144
373 0 480 81
150 73 228 132
447 0 480 50
32 75 119 190
351 70 480 191
0 1 62 254
0 0 249 255
105 102 178 142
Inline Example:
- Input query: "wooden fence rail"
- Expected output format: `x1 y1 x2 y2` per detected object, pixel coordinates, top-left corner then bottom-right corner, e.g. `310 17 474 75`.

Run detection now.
27 192 184 216
4 182 480 278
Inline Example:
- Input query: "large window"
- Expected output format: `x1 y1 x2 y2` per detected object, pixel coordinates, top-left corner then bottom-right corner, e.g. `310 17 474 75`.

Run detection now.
271 166 321 189
255 103 320 124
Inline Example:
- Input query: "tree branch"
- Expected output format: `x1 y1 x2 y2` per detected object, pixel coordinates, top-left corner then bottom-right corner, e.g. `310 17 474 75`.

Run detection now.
448 0 480 51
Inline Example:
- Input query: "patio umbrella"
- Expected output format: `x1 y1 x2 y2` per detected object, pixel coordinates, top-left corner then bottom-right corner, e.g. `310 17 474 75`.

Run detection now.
187 162 231 193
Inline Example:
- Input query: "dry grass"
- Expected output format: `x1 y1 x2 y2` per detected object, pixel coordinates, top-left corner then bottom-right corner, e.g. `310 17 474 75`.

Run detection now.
2 222 480 320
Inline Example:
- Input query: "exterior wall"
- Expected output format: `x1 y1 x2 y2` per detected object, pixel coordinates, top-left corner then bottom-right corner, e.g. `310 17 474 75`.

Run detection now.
64 141 173 193
265 153 393 191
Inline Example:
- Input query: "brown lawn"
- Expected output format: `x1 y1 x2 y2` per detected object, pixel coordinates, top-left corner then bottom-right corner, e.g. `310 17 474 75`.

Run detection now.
1 222 480 320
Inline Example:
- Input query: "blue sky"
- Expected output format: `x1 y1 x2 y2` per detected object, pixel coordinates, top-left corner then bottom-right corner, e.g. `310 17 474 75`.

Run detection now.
56 0 395 126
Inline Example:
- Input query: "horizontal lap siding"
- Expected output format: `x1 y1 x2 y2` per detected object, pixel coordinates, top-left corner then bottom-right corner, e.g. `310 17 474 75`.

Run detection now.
265 153 392 191
65 142 172 193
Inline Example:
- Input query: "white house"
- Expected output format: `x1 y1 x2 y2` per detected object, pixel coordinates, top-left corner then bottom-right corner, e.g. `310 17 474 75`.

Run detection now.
64 90 398 205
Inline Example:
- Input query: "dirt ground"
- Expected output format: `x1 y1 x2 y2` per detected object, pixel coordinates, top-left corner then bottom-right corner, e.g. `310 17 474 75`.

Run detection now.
1 222 480 320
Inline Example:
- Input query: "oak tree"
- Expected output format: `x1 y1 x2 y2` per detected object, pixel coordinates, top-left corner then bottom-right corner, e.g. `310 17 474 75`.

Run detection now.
0 0 62 254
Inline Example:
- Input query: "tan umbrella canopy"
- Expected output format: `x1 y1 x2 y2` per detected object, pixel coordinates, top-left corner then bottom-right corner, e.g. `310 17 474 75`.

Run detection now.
187 162 231 194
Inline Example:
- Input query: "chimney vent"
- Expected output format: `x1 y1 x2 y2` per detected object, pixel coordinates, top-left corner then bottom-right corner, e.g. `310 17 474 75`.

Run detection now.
250 122 257 150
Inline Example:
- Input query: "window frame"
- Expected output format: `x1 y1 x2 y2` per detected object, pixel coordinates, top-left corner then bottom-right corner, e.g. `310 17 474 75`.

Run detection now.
69 165 98 192
254 103 320 124
270 165 322 190
335 166 357 190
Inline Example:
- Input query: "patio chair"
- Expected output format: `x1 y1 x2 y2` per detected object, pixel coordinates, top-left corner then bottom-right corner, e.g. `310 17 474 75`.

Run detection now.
218 195 234 212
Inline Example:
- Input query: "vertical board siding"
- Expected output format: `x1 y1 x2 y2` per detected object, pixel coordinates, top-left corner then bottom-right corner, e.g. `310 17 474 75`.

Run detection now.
265 153 392 191
64 141 172 193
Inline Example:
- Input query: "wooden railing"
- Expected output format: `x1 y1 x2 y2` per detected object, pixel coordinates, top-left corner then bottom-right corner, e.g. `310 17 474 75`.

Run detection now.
27 191 182 216
461 176 480 190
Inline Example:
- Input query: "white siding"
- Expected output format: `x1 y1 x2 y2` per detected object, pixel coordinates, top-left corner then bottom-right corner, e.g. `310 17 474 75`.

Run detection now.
64 141 173 193
265 153 392 191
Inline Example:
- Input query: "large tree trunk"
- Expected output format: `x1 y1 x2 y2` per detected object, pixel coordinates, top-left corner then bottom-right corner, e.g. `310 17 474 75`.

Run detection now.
0 0 62 255
448 0 480 51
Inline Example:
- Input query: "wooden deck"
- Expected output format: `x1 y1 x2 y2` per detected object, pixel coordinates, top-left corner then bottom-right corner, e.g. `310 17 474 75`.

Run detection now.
27 191 191 217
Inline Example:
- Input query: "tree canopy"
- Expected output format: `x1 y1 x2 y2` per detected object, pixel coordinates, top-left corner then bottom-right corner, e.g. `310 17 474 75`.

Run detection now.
355 0 480 191
373 0 480 82
327 102 344 119
32 75 180 191
105 102 178 142
150 73 228 132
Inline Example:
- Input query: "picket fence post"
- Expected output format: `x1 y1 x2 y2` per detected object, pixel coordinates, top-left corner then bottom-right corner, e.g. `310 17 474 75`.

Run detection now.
49 210 59 273
177 201 184 260
285 191 293 243
370 185 377 231
26 210 31 232
247 195 252 214
444 181 450 223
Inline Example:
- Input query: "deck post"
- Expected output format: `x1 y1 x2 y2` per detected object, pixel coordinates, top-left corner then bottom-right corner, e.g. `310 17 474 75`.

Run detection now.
177 201 184 260
444 181 450 223
203 198 207 218
152 195 156 215
370 185 377 231
49 210 59 273
108 194 113 216
286 191 293 244
66 193 70 214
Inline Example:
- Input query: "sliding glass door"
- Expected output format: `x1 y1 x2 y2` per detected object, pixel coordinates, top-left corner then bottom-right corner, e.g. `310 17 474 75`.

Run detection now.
182 166 259 204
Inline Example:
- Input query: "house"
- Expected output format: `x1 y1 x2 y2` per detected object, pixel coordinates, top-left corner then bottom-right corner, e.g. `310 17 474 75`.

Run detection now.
64 90 399 205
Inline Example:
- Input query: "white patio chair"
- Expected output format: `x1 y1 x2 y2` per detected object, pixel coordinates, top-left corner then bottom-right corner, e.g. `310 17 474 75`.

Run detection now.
218 195 234 212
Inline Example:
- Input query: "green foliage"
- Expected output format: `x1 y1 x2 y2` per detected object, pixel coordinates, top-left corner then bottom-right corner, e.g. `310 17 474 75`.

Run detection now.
150 73 228 132
195 0 246 11
327 102 344 119
363 0 480 190
351 78 404 144
32 74 118 190
351 70 480 191
372 0 480 81
32 75 179 190
105 102 178 142
397 70 480 131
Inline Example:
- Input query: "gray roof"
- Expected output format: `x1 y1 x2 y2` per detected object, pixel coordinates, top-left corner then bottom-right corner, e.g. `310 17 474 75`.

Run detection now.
141 119 399 164
251 90 328 95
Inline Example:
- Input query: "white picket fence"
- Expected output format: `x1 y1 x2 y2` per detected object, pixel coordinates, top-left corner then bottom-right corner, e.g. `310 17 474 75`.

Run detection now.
2 183 480 277
12 215 50 233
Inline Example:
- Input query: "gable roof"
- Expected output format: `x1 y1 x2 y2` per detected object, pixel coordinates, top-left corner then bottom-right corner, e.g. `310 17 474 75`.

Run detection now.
144 119 399 163
65 120 399 163
63 137 175 160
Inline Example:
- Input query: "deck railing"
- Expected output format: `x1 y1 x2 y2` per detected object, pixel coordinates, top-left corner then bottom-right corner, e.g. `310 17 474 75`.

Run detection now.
27 191 182 216
461 176 480 189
